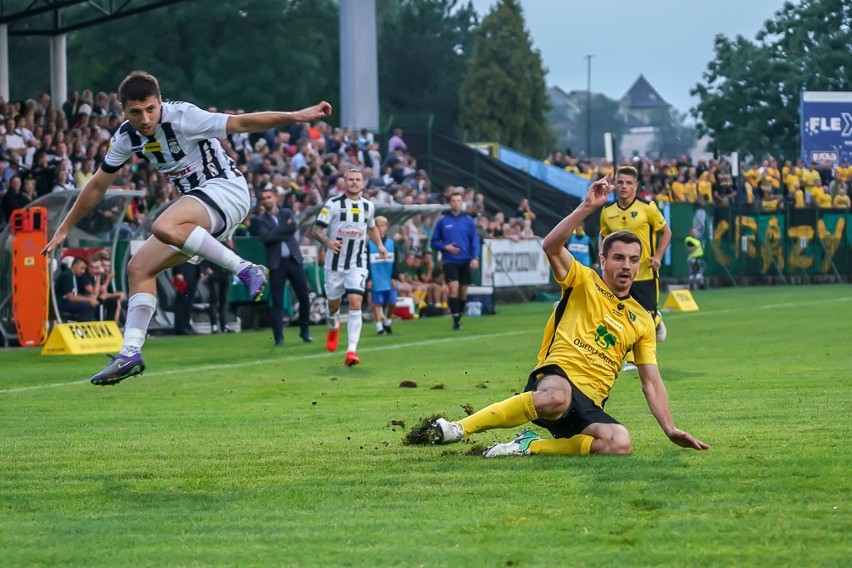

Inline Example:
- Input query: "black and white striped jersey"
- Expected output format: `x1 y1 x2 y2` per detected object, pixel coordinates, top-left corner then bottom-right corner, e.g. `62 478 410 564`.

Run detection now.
101 101 242 193
315 194 376 271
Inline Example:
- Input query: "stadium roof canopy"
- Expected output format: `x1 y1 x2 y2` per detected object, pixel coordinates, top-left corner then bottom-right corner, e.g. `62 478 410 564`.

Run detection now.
0 0 190 104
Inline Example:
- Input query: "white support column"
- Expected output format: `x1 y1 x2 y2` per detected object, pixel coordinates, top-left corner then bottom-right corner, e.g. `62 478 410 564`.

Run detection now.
339 0 379 131
50 33 67 110
0 25 9 103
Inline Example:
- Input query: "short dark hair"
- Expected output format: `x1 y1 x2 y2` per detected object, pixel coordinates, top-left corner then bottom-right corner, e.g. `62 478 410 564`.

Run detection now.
118 71 160 104
72 256 88 267
601 230 641 258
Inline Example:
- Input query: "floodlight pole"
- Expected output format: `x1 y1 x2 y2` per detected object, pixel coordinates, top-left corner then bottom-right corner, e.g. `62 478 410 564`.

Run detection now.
585 54 594 159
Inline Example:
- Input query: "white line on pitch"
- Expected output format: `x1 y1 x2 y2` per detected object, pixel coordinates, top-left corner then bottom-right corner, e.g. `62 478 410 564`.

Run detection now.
0 329 531 395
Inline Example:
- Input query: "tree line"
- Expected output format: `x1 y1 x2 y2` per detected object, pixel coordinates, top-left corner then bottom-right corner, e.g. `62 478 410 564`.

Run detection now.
8 0 850 161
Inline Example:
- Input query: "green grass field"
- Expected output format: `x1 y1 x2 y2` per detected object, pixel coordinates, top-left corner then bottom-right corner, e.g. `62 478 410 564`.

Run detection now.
1 285 850 567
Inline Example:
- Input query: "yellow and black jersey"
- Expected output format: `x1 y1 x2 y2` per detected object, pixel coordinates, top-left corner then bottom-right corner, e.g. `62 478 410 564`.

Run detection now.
599 197 667 282
534 261 656 407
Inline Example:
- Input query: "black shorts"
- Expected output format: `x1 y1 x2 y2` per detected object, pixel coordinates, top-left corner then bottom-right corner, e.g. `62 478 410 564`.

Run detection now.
443 262 472 286
523 364 620 439
630 278 658 317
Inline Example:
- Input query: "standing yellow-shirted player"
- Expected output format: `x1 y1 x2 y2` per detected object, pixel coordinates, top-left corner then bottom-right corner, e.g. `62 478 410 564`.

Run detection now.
425 174 708 457
599 165 672 343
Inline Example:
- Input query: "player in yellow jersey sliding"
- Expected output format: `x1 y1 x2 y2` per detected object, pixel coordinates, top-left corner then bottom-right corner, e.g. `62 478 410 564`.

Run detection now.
427 174 708 457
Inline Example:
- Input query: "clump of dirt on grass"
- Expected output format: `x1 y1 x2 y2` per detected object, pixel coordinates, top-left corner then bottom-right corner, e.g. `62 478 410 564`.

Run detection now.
403 413 445 445
389 419 406 428
399 380 418 388
464 444 487 456
430 384 445 390
460 403 475 416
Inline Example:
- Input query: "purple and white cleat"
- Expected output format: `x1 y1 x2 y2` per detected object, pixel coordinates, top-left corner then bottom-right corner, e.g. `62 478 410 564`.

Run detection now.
237 264 269 302
90 352 146 386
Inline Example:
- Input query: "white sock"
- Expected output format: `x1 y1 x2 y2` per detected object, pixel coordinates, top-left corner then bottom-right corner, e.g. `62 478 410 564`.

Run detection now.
327 310 339 329
347 310 362 352
119 293 157 356
382 318 391 329
181 226 249 272
376 322 383 332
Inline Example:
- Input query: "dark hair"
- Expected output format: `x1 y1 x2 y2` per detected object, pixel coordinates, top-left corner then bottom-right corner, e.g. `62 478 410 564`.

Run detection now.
72 256 88 267
118 71 160 104
601 230 642 258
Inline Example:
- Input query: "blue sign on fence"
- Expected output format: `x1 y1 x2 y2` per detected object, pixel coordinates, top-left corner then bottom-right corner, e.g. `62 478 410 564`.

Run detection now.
800 91 852 166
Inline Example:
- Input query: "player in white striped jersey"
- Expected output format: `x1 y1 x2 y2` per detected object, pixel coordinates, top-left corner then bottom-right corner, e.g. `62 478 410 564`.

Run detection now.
42 70 331 386
313 168 386 366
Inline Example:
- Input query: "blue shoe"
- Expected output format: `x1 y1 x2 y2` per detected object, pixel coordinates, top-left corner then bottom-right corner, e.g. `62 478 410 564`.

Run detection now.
90 353 146 386
237 264 269 302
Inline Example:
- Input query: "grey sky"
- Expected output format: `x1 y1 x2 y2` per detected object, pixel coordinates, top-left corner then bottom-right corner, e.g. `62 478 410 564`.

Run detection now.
469 0 792 113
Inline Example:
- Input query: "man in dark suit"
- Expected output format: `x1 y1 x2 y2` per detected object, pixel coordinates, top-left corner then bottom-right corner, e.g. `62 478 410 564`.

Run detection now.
250 187 313 345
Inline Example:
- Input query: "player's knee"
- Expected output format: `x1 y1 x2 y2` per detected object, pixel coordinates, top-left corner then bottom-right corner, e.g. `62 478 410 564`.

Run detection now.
608 428 633 455
533 386 571 418
151 218 181 247
126 255 152 282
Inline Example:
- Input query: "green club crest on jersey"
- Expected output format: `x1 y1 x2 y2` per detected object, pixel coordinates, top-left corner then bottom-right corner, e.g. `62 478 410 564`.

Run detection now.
594 324 617 350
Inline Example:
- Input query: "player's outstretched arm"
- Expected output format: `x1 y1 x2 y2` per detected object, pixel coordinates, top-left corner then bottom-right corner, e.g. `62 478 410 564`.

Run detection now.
226 102 332 134
42 168 116 256
542 174 613 281
637 363 710 451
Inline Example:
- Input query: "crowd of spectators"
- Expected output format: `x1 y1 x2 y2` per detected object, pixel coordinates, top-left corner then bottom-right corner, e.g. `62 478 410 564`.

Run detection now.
3 88 850 326
544 151 851 212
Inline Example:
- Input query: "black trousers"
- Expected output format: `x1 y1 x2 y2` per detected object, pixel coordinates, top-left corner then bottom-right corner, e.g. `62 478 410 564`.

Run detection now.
269 257 311 342
207 269 232 330
173 263 200 333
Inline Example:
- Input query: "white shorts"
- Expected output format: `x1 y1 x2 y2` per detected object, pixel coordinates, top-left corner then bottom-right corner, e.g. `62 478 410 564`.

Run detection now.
184 176 251 241
324 268 369 300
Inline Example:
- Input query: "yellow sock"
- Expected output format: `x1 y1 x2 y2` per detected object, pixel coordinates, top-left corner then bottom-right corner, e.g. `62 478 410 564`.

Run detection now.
458 392 538 436
529 435 594 455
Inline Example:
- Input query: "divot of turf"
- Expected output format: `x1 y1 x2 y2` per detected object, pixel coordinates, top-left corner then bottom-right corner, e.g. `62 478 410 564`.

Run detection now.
399 380 418 388
402 413 445 445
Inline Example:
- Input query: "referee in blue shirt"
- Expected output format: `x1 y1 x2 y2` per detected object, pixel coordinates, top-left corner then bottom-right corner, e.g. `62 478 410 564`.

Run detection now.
431 191 481 330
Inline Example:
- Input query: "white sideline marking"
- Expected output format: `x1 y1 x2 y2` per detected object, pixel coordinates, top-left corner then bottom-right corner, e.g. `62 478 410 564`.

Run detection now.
3 294 849 395
665 295 852 319
0 329 530 395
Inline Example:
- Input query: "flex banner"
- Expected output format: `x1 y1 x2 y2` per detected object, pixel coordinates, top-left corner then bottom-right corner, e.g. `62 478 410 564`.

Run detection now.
481 238 550 287
41 321 124 355
709 210 852 276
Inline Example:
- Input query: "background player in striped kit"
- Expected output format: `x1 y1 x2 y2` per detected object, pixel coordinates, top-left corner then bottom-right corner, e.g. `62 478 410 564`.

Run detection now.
313 169 387 366
42 70 331 385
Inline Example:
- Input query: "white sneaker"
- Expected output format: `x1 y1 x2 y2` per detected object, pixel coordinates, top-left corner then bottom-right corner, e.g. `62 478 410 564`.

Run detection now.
430 418 464 444
656 316 667 342
621 362 637 372
484 430 540 457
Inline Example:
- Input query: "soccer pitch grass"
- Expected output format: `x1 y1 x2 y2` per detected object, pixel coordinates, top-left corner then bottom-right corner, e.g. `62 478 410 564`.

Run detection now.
1 285 850 566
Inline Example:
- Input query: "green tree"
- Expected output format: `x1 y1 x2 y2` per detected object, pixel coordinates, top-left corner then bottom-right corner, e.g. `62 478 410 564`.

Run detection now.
8 0 339 112
377 0 477 128
459 0 553 157
691 0 852 159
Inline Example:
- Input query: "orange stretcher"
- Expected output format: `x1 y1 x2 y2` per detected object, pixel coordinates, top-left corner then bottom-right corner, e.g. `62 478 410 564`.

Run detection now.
11 207 49 346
